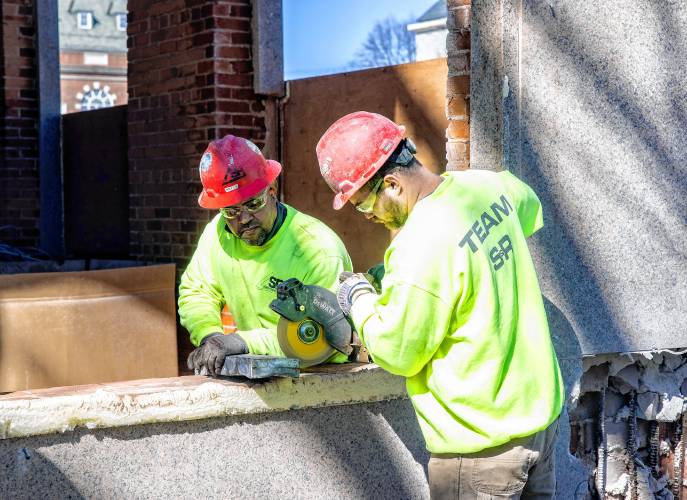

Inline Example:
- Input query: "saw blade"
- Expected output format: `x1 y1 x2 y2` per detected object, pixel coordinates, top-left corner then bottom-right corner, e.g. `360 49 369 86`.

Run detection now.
277 316 335 368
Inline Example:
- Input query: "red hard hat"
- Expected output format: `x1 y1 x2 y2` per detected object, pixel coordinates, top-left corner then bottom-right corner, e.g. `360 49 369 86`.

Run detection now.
197 135 281 209
316 111 405 210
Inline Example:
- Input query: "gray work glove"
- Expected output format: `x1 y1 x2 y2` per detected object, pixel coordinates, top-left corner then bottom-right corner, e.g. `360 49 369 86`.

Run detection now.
187 333 248 377
337 272 377 316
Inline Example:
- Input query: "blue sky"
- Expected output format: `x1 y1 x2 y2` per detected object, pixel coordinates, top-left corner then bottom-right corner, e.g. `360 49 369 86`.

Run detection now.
283 0 438 80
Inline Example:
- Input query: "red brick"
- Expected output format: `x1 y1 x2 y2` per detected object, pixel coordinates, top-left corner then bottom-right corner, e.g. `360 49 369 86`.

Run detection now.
447 0 472 7
1 1 40 247
128 0 265 265
447 75 470 95
447 119 470 139
446 95 468 118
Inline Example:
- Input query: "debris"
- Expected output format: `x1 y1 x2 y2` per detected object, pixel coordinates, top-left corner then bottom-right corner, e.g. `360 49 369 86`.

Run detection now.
604 390 626 418
662 352 685 372
580 363 610 392
572 351 687 498
638 392 660 420
656 395 685 422
606 472 629 496
615 365 640 389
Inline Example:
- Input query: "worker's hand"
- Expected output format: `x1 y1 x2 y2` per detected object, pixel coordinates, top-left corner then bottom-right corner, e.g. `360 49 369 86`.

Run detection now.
365 263 385 293
340 268 382 294
337 273 377 316
187 332 249 377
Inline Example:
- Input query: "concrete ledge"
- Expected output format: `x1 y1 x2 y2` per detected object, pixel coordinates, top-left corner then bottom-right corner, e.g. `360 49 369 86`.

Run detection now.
0 363 406 439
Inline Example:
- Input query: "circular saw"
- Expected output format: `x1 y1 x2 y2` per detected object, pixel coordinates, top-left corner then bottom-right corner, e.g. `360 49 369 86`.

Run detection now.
270 278 354 368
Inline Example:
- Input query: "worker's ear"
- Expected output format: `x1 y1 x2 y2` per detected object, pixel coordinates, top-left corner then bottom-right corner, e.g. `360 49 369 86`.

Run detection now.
267 182 278 198
383 173 403 198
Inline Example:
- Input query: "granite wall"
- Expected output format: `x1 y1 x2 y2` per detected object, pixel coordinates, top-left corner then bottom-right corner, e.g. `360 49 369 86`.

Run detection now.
471 0 687 356
1 399 429 499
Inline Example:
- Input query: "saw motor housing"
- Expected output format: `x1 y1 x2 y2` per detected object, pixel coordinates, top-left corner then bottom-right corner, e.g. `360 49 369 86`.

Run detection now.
269 278 354 363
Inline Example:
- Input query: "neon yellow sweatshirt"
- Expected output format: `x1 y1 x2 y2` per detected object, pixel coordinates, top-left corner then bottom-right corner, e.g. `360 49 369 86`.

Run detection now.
179 205 352 362
350 170 564 454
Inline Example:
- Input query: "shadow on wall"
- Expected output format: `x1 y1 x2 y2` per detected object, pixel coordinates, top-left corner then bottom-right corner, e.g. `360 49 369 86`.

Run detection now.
482 0 687 355
0 400 428 499
0 446 85 499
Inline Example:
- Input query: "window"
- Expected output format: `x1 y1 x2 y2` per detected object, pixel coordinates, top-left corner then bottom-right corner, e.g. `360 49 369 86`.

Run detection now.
116 14 127 32
77 11 93 30
83 52 109 66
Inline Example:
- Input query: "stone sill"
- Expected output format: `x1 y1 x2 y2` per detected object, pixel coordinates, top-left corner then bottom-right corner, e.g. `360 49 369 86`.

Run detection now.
0 364 406 440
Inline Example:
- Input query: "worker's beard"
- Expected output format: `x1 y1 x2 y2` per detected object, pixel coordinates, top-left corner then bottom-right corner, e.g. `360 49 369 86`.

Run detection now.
238 225 269 246
379 198 408 230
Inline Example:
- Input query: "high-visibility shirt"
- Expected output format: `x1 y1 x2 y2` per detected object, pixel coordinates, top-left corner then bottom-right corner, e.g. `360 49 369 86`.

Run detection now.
350 170 564 453
179 205 353 361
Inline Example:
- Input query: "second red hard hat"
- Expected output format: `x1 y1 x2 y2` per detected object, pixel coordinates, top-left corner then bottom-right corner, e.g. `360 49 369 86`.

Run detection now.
316 111 406 210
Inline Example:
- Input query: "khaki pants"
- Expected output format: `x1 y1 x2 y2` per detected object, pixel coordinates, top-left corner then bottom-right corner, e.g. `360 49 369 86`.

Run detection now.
428 418 560 499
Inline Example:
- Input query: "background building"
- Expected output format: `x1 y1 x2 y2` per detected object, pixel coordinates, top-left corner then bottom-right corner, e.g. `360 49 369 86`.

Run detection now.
407 1 447 61
58 0 127 113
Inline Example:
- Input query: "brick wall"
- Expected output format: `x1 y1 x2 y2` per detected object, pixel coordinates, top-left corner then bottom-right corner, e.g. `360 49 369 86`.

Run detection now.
127 0 267 271
127 0 267 373
446 0 471 171
0 0 40 249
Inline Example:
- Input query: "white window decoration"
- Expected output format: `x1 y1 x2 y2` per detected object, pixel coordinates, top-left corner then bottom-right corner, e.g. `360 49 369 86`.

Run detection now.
75 82 117 111
116 14 127 31
83 52 108 65
77 11 93 30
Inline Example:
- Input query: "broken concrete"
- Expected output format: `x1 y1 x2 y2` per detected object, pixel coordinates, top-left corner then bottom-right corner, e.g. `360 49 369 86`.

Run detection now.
570 352 687 498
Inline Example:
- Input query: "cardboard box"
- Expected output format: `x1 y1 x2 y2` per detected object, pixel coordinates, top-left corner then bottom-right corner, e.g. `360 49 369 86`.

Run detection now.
0 264 178 392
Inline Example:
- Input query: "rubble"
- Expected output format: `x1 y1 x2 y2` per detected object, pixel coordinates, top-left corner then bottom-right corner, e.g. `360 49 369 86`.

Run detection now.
570 349 687 499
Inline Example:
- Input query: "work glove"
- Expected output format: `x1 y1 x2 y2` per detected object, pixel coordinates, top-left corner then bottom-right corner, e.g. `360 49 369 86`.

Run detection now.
365 263 385 293
187 332 248 377
337 272 377 316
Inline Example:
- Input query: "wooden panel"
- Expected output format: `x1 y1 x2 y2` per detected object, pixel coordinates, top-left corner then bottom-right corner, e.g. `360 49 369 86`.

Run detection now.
0 264 178 391
282 59 448 270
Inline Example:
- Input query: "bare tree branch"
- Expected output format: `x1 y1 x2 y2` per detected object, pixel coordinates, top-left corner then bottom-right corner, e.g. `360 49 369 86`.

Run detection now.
349 16 416 69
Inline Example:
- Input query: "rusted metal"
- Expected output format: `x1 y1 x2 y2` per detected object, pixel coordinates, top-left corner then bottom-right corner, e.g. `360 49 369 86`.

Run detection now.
627 393 638 500
672 422 682 498
569 421 580 456
680 413 687 500
597 387 607 497
649 420 660 478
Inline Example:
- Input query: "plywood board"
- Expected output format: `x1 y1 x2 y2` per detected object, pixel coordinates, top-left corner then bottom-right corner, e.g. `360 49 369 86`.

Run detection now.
0 264 178 391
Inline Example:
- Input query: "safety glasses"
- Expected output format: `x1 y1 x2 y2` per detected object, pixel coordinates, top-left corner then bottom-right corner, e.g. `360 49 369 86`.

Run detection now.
355 177 384 214
220 191 268 220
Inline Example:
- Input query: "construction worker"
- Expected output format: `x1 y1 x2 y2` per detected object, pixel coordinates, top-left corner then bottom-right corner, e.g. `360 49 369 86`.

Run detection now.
180 135 352 376
318 112 564 498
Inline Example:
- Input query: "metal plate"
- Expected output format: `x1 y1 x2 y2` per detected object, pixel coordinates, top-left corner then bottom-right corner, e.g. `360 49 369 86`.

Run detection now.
277 317 334 368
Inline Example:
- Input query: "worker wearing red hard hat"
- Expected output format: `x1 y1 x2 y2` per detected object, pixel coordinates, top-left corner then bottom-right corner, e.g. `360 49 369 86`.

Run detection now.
180 135 352 376
317 111 564 497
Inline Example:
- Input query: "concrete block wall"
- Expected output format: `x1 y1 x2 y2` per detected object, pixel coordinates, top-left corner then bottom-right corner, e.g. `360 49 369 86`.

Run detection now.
445 0 471 171
0 0 40 249
127 0 267 269
0 366 428 499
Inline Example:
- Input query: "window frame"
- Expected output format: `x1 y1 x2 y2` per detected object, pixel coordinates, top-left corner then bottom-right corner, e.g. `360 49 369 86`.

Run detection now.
116 13 127 32
76 11 93 30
